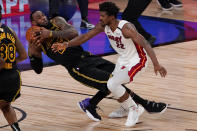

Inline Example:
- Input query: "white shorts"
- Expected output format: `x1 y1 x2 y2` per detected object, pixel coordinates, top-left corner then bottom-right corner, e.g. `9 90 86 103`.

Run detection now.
112 56 148 85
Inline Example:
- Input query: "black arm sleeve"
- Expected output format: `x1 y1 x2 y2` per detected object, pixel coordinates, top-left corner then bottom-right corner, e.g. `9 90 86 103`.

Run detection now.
29 55 43 74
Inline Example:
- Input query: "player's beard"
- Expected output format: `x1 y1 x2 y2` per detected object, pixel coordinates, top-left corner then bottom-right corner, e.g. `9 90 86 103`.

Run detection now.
37 21 50 29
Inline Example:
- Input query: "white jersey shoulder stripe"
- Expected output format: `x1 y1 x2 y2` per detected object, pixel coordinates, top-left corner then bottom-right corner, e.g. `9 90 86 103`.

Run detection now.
117 20 129 29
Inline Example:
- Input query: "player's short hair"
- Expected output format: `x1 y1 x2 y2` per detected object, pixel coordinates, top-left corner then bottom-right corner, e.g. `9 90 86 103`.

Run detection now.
30 10 39 22
99 2 120 18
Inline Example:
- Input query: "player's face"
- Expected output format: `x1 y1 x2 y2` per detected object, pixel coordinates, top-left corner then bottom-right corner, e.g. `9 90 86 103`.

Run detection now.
99 11 111 26
32 11 49 27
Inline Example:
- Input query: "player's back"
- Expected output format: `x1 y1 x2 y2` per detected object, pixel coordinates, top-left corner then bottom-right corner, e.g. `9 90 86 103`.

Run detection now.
0 24 17 70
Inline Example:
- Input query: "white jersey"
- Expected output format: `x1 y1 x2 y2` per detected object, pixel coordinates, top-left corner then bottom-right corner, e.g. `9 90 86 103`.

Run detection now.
105 20 147 68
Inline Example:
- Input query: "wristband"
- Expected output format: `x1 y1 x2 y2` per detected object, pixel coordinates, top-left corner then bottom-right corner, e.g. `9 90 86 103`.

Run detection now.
49 31 53 37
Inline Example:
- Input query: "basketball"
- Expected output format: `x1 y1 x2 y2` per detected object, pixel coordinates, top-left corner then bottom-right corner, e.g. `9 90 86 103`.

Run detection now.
26 26 42 43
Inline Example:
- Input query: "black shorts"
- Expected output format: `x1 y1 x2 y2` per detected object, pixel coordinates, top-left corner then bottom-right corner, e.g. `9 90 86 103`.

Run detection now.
67 56 115 93
0 69 21 102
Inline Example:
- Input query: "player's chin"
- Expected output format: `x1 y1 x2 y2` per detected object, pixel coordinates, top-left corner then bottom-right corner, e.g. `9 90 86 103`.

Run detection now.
38 22 48 28
43 22 48 26
100 22 105 26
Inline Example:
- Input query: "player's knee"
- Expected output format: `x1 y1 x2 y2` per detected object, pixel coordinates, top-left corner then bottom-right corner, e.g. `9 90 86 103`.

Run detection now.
107 78 116 91
107 78 126 98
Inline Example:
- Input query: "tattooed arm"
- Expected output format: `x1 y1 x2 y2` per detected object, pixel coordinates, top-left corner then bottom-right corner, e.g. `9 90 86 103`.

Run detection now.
38 16 78 41
50 16 78 40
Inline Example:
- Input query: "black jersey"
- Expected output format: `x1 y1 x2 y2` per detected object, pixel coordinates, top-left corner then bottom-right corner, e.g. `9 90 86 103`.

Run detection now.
41 22 87 68
0 24 17 70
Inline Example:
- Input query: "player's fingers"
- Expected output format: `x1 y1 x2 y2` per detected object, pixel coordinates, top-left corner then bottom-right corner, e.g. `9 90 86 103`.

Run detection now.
51 45 58 52
154 69 158 76
33 31 41 37
160 70 166 77
160 72 164 77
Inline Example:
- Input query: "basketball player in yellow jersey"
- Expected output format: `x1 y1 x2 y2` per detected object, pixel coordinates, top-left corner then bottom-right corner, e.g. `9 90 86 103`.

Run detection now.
0 5 27 131
52 2 167 127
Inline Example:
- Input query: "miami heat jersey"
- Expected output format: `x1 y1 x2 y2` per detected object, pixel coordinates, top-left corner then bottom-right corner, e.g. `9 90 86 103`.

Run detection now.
104 20 147 68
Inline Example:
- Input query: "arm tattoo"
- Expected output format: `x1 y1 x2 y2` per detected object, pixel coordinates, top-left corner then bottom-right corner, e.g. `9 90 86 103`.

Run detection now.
51 17 78 40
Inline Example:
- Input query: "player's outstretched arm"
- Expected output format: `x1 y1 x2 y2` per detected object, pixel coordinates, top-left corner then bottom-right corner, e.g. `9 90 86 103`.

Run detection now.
51 22 104 52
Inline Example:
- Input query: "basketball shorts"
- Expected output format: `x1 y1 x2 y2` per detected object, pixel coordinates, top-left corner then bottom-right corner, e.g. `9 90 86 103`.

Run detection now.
111 56 148 85
0 69 21 102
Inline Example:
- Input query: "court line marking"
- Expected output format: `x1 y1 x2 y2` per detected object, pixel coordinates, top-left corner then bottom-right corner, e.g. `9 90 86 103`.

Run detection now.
0 107 27 128
22 84 197 114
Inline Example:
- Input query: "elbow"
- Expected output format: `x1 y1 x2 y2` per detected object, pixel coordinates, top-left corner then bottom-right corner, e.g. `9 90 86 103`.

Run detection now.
34 68 43 74
29 55 43 74
17 52 28 63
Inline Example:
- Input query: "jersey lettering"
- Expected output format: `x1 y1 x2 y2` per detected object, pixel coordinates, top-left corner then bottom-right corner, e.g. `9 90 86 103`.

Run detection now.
0 27 16 69
108 35 125 49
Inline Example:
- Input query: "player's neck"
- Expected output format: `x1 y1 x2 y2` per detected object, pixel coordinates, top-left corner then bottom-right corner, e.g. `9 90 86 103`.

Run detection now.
109 19 119 32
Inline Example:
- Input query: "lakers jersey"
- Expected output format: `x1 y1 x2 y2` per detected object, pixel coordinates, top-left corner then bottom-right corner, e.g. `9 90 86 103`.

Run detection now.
41 22 84 68
0 24 17 70
104 20 147 68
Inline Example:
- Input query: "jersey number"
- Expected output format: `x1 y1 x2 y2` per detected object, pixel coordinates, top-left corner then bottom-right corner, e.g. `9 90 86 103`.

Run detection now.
0 43 16 63
116 42 125 49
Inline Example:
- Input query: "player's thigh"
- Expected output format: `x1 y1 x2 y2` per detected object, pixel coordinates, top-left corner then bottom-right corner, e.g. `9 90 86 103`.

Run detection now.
68 67 110 93
96 60 115 73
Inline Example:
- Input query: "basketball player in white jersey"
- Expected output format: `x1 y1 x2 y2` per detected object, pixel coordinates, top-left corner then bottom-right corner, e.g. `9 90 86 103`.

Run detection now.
51 1 167 127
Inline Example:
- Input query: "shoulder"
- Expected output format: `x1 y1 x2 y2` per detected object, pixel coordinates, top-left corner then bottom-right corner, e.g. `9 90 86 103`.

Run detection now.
6 25 14 33
51 16 67 23
122 22 137 38
6 26 18 38
50 16 71 29
122 22 135 31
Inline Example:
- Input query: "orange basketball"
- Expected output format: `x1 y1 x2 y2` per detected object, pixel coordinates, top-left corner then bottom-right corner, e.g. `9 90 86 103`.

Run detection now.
26 26 42 42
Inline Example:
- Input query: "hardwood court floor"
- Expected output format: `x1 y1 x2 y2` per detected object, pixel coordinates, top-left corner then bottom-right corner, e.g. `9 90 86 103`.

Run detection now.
89 0 197 22
1 40 197 131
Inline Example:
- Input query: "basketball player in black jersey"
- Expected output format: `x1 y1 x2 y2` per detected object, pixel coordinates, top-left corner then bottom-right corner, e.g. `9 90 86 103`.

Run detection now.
0 5 27 131
28 10 167 122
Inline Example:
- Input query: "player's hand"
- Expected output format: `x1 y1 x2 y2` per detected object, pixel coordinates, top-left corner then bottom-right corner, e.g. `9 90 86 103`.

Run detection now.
31 34 42 47
51 42 67 52
154 64 167 77
33 27 50 43
0 57 5 70
37 27 51 39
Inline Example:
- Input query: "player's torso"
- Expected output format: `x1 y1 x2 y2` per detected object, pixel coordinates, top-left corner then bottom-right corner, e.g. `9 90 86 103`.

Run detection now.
41 22 84 67
0 24 17 70
105 20 142 66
